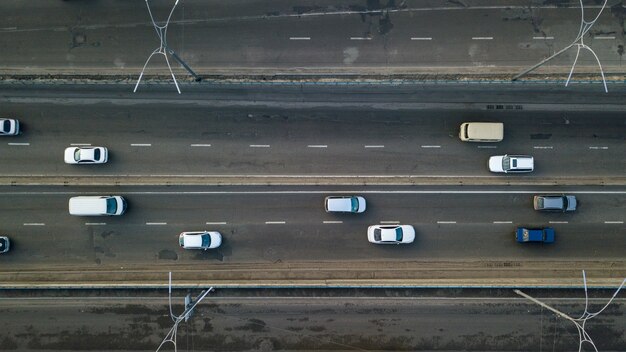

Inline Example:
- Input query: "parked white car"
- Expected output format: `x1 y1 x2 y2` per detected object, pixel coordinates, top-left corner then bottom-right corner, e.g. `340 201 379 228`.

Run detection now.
64 146 108 164
179 231 222 250
367 225 415 244
489 155 534 173
0 118 19 136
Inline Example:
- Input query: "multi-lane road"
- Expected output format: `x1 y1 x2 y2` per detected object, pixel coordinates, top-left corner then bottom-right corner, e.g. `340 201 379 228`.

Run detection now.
0 83 624 287
1 1 624 75
1 290 624 351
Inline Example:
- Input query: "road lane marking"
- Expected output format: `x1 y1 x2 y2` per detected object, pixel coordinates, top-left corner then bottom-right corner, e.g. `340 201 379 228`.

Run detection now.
350 37 372 40
7 190 626 195
380 221 399 224
477 145 497 149
205 222 227 225
23 223 45 226
307 145 328 148
411 37 432 40
493 221 513 224
190 144 212 147
604 221 624 224
70 143 92 146
533 36 554 40
421 145 441 148
85 222 106 226
323 221 343 224
146 222 167 225
437 221 457 224
589 146 608 150
595 36 615 40
265 221 286 224
549 221 568 224
8 142 30 146
472 37 493 40
289 37 310 40
131 143 151 147
250 144 270 148
364 145 384 148
533 146 553 149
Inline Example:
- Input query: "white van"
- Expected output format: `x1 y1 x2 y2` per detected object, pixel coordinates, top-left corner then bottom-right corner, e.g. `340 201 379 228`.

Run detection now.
69 196 127 216
325 196 366 213
459 122 503 142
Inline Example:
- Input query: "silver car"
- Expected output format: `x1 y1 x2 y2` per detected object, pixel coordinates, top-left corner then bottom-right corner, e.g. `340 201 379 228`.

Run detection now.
533 195 577 212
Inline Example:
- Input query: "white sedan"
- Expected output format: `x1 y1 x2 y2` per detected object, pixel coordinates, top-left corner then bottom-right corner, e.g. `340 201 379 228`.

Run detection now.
367 225 415 244
179 231 222 250
488 154 533 173
0 118 19 136
64 146 108 164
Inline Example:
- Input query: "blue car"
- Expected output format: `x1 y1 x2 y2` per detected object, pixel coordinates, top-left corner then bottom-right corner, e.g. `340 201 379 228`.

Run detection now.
515 227 555 243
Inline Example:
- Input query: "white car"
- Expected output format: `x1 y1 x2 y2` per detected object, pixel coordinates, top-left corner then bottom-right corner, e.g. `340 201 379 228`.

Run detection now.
179 231 222 250
367 225 415 244
489 155 534 173
325 196 366 213
64 146 108 164
0 118 19 136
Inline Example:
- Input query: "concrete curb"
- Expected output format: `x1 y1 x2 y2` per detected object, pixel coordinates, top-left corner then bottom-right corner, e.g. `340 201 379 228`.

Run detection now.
1 175 624 186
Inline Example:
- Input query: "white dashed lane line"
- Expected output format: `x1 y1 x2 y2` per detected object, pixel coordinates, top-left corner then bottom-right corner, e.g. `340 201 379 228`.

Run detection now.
589 146 608 150
604 221 624 224
23 223 45 226
307 145 328 148
437 221 457 224
533 36 554 40
70 143 91 146
350 37 372 40
206 222 227 225
421 145 441 148
131 143 151 147
8 142 30 146
549 221 568 224
380 221 399 224
250 144 270 148
146 222 167 225
265 221 286 224
477 145 497 149
411 37 432 41
595 36 615 40
493 221 513 224
289 37 310 40
364 145 384 148
533 146 553 149
472 37 493 40
85 223 106 226
323 221 343 224
190 144 212 147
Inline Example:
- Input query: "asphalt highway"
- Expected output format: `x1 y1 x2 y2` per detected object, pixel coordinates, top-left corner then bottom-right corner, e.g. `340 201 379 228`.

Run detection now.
0 84 624 178
0 1 624 74
0 292 624 351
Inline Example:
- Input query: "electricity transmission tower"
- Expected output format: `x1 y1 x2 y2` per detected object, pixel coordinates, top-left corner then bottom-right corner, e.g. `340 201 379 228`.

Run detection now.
515 271 625 352
135 0 201 95
513 0 609 92
156 272 213 352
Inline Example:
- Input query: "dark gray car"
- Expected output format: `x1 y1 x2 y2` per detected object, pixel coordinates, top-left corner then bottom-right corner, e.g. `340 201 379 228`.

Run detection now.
533 195 577 212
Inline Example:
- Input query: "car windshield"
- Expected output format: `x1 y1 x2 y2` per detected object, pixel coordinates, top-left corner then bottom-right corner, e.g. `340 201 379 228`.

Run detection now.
201 234 211 247
93 149 100 160
537 198 544 208
74 149 81 161
1 120 8 133
373 229 382 242
178 236 185 247
502 156 510 170
395 228 403 241
351 197 359 212
106 198 117 214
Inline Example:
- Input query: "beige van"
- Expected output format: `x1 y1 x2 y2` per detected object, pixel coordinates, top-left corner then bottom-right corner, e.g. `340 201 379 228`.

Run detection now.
459 122 503 142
